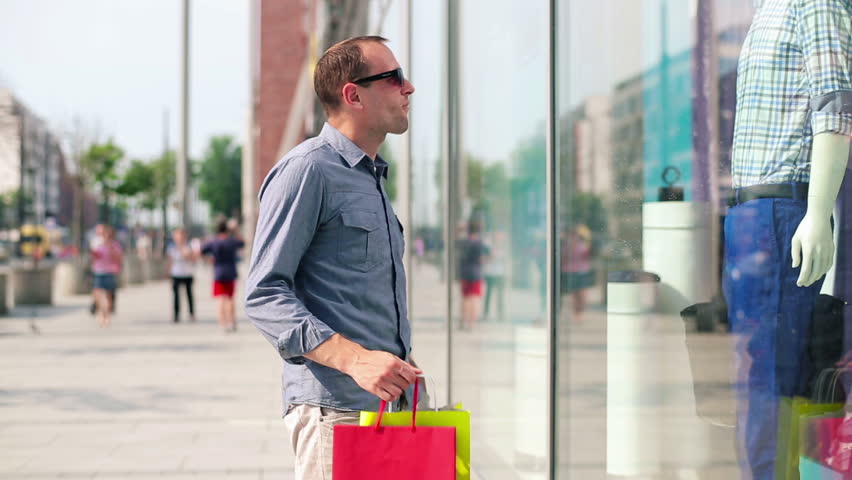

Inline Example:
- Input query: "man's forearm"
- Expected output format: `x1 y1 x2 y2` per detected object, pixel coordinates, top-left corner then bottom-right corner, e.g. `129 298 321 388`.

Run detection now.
303 333 366 376
303 333 422 402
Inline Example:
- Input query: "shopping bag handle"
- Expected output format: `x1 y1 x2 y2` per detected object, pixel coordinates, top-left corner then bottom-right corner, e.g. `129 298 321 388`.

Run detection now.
375 378 420 432
814 367 852 403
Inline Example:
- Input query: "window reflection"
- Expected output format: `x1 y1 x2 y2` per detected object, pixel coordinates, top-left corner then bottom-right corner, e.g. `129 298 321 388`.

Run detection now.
556 1 758 479
450 0 550 478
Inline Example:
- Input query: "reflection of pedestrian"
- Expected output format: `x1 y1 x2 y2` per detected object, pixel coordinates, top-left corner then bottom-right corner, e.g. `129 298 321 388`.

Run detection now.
201 220 244 332
90 224 122 327
560 224 593 322
414 236 425 264
459 221 490 330
166 227 197 323
482 230 506 322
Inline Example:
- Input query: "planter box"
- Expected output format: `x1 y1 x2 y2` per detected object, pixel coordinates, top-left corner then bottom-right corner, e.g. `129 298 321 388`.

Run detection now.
55 259 91 296
13 265 54 305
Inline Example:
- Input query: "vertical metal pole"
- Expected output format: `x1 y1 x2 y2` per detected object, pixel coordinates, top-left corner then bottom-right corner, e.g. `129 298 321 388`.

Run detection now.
402 0 414 318
445 0 459 404
547 0 559 477
163 108 171 254
177 0 191 228
17 112 25 228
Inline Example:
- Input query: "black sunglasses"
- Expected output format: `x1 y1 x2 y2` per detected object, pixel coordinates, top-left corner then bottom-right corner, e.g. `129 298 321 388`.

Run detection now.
352 67 405 86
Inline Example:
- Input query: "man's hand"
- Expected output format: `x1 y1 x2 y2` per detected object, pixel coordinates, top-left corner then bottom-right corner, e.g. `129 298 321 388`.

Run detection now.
345 350 422 402
304 334 422 402
791 212 834 287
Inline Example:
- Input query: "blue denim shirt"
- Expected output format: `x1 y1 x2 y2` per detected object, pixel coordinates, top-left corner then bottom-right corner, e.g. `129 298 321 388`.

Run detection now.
245 123 410 414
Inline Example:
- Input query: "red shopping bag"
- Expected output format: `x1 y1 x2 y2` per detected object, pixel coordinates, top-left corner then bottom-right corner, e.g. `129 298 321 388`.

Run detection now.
800 412 852 477
333 381 456 480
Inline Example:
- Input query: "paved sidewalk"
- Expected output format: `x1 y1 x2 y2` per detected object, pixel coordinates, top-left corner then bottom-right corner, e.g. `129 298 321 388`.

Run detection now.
1 259 743 479
0 265 294 479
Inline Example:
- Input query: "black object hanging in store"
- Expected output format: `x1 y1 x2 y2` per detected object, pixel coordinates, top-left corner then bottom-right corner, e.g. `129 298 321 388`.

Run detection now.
658 166 684 202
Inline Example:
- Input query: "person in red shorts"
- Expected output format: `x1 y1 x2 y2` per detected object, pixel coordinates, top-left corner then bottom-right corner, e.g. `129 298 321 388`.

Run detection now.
458 220 490 331
201 219 245 332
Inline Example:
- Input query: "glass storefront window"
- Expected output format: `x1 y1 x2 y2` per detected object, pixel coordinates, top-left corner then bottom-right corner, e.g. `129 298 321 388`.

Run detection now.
408 0 450 406
406 1 851 478
449 0 551 478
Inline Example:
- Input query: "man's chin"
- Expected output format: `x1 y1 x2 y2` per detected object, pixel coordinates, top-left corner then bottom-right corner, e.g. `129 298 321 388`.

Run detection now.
389 119 409 135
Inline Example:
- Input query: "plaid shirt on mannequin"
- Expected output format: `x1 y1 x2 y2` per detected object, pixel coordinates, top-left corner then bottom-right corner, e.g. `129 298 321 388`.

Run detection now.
731 0 852 188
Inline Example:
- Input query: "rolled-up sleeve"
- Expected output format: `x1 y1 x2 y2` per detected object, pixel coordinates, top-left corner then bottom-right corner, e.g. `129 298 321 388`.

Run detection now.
245 156 336 364
799 0 852 137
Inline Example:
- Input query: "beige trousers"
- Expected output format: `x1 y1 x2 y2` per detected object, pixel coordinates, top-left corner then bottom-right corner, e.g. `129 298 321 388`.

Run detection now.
283 404 361 480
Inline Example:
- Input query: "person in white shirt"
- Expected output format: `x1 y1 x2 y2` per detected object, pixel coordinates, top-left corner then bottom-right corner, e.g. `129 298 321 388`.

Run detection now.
166 227 198 323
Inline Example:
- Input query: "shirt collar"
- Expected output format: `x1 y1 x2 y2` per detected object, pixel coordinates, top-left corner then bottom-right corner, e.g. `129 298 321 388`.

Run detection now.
320 122 389 179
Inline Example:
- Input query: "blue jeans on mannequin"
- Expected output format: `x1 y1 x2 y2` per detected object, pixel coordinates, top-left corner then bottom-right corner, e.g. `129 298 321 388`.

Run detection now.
723 196 826 480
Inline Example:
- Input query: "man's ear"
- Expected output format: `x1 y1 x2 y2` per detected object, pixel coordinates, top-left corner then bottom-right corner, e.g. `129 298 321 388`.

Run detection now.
342 83 362 109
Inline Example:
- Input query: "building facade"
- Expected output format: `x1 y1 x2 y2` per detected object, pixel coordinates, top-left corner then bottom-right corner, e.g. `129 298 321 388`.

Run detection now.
0 89 65 228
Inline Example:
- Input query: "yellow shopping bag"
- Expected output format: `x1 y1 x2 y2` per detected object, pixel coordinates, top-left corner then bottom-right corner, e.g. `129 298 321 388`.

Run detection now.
776 396 843 480
776 370 846 479
361 404 470 480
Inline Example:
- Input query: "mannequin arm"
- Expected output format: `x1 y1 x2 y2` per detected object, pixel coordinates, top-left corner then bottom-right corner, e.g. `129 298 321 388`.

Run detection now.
791 132 851 287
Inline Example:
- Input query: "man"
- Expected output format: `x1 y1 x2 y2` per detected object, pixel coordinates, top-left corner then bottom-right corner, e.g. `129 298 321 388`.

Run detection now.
245 36 420 479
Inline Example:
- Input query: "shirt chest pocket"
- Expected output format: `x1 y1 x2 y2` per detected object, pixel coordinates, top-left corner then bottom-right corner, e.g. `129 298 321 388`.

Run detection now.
338 210 382 272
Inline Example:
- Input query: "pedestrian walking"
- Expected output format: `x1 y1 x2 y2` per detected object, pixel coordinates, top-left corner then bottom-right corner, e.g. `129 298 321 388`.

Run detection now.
482 229 506 322
90 224 122 327
245 36 423 479
166 227 197 323
201 219 244 332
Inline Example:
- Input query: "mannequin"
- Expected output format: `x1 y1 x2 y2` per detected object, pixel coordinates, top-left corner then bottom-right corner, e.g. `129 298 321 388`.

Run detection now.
792 133 851 287
724 1 851 479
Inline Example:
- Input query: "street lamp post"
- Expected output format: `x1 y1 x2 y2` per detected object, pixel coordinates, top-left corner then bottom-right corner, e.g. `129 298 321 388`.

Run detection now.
177 0 191 228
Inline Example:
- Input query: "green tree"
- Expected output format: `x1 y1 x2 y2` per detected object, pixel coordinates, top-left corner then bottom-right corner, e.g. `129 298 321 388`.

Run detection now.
0 189 20 230
117 159 158 240
463 155 510 229
80 140 124 222
198 135 242 219
117 159 155 198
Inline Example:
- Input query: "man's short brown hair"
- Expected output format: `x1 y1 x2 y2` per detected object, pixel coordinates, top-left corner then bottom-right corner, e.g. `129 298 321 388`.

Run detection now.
314 36 388 114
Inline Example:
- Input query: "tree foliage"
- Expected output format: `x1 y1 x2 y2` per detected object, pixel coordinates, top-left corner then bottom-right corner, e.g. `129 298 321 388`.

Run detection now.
117 159 155 198
198 135 241 219
80 140 124 222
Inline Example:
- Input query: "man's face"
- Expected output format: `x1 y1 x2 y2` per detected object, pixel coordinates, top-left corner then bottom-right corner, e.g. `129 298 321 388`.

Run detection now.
355 42 415 135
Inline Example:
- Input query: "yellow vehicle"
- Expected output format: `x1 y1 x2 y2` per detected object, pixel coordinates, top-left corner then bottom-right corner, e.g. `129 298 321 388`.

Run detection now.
18 224 50 258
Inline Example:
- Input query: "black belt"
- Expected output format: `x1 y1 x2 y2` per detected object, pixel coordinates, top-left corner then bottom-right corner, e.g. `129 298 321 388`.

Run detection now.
728 183 809 207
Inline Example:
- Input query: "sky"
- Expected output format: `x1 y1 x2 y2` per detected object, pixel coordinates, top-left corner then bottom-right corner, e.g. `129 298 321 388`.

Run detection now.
0 0 249 161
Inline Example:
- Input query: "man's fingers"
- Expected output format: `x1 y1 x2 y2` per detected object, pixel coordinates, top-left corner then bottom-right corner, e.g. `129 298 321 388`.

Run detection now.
376 387 394 402
377 361 420 399
385 374 410 394
398 362 420 386
382 384 403 401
